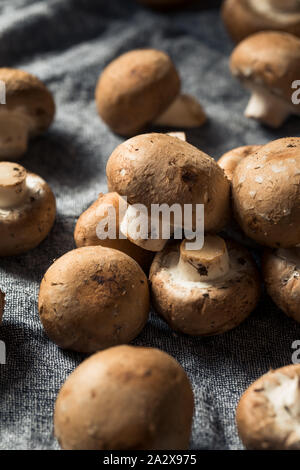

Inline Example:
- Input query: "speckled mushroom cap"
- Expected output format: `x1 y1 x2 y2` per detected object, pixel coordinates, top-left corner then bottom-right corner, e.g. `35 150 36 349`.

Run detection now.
232 137 300 248
218 145 262 181
262 247 300 323
95 49 180 136
0 162 56 256
230 31 300 106
106 133 230 232
39 246 150 353
236 364 300 450
222 0 300 43
149 239 260 336
74 192 154 272
0 290 5 325
54 345 194 450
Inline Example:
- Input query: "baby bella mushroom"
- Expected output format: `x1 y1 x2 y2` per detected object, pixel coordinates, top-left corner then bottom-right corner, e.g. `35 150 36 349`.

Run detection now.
230 31 300 127
54 345 194 450
38 246 150 353
0 68 55 160
236 364 300 450
106 133 230 252
150 235 260 335
262 247 300 323
95 49 205 136
0 290 5 325
218 145 262 181
74 192 154 272
232 137 300 248
222 0 300 43
0 162 56 256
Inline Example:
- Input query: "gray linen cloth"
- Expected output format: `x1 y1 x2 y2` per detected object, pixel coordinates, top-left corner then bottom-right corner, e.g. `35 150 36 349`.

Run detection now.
0 0 299 450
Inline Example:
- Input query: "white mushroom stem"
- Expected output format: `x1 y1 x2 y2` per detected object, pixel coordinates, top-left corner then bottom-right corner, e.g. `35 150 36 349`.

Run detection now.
167 131 186 141
120 203 168 252
0 162 28 208
154 94 207 128
245 88 292 128
0 110 32 160
177 235 230 282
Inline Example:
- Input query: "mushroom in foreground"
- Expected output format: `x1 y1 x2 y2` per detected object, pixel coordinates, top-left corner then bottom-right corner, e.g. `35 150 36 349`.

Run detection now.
74 192 154 272
262 247 300 323
149 235 260 335
236 364 300 450
230 31 300 127
218 145 262 181
0 162 56 256
222 0 300 43
0 68 55 160
54 345 194 450
95 49 206 135
106 133 230 251
0 290 5 325
232 137 300 248
38 246 150 353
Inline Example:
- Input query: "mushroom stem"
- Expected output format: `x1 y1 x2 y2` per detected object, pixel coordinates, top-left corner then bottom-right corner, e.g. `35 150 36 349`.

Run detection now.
178 235 230 282
167 131 186 141
120 204 168 252
245 89 291 128
0 162 28 208
0 111 31 160
154 94 206 128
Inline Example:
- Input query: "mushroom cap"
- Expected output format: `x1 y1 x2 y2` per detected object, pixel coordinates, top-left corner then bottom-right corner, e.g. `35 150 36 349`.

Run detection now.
74 192 154 272
222 0 300 43
262 247 300 323
0 68 55 135
54 345 194 450
230 31 300 105
39 246 150 353
149 240 260 336
236 364 300 450
106 133 230 232
95 49 180 136
0 167 56 256
218 145 262 181
0 290 5 325
232 137 300 247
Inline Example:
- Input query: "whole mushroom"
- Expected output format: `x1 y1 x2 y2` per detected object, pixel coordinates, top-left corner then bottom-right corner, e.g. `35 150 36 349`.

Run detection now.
150 236 260 335
236 364 300 450
54 345 194 450
0 290 5 325
106 133 230 251
222 0 300 43
232 137 300 248
38 246 150 353
0 68 55 160
262 247 300 323
218 145 262 181
0 162 56 256
74 192 154 272
95 49 206 136
230 31 300 127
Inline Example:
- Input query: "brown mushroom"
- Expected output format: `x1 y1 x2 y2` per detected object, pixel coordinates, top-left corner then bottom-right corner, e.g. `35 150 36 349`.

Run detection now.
0 161 56 256
54 345 194 450
222 0 300 43
0 290 5 325
149 236 260 336
236 364 300 450
232 137 300 248
38 246 150 353
106 133 230 251
74 192 154 272
262 247 300 323
0 68 55 160
230 31 300 127
218 145 262 181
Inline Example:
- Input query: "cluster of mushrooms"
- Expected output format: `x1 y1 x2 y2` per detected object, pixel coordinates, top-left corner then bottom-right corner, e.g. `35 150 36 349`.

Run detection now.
0 0 300 451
